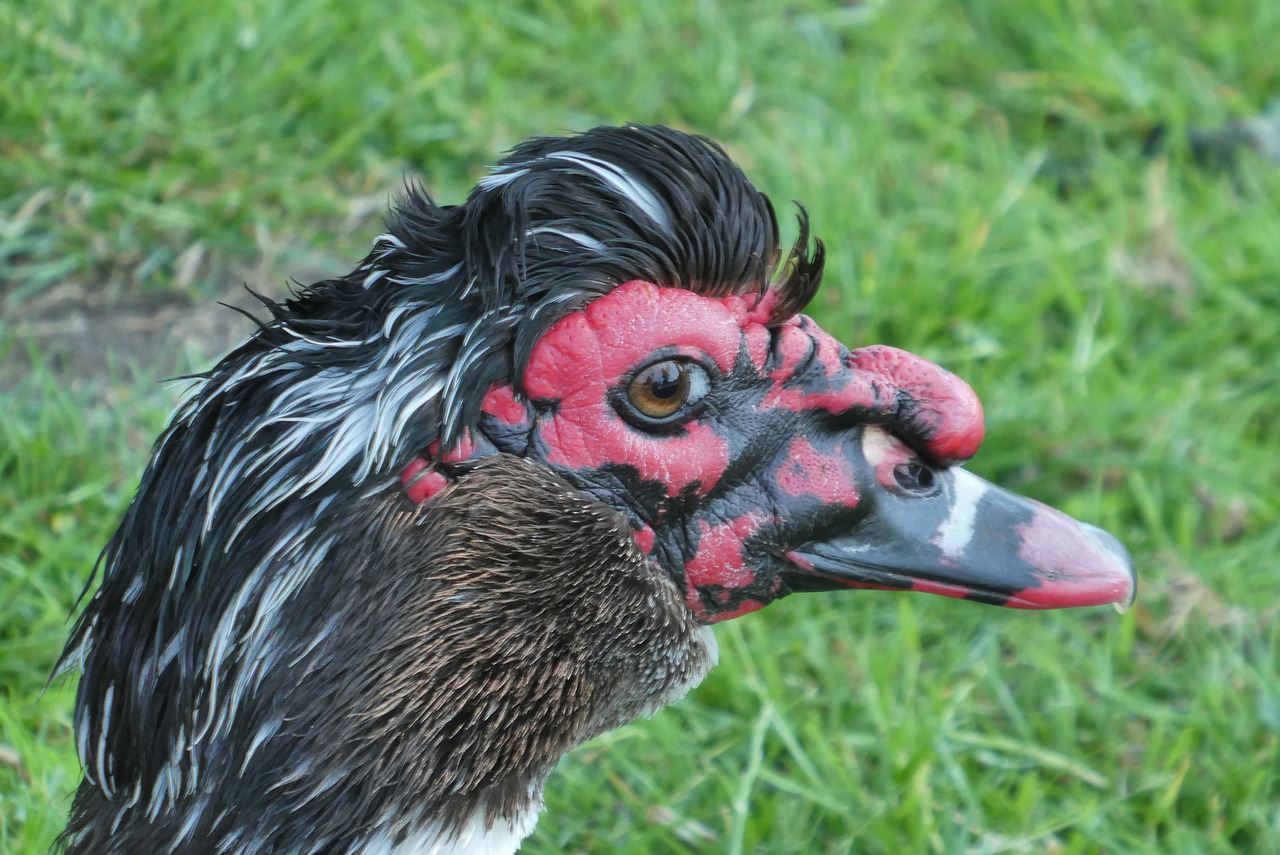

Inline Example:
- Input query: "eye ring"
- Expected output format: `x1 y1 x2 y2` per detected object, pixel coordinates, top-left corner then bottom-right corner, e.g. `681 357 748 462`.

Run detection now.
620 358 711 427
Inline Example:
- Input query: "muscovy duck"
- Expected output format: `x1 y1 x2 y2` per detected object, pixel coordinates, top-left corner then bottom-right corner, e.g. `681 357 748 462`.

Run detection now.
56 125 1135 854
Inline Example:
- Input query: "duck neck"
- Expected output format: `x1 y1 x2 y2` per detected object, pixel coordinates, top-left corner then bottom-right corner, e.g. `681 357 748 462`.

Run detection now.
64 454 717 854
293 455 720 852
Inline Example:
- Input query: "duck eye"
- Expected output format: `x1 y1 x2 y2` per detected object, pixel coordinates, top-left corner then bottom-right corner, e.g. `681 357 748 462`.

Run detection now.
625 359 709 423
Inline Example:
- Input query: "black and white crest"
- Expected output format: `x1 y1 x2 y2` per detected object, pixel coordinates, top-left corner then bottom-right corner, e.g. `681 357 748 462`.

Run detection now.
57 124 822 852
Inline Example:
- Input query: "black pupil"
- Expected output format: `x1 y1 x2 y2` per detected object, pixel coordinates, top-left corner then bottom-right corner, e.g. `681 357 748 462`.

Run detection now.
648 364 683 399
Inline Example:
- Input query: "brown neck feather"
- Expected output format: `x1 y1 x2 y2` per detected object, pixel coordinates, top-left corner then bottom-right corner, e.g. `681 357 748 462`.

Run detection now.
63 455 715 853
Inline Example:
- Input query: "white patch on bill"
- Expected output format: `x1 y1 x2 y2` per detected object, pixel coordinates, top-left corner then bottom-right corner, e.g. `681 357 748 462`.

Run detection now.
932 468 989 559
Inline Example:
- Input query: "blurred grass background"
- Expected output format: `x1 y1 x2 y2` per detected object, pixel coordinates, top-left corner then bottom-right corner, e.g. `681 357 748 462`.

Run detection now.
2 0 1278 852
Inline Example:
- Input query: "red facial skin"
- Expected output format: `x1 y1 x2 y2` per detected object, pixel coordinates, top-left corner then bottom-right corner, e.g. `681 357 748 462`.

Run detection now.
401 280 987 623
480 383 529 427
775 436 861 508
847 345 984 464
522 282 739 498
760 320 983 466
683 513 775 620
401 433 479 503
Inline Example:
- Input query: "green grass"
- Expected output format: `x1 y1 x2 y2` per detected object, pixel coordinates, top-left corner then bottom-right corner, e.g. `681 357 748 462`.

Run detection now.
3 0 1278 852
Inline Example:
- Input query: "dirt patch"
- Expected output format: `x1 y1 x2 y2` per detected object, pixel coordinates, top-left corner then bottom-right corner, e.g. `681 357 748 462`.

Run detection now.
2 265 342 405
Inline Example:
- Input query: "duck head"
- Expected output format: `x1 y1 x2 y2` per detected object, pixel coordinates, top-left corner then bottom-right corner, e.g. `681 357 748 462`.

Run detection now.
408 278 1133 624
59 125 1134 855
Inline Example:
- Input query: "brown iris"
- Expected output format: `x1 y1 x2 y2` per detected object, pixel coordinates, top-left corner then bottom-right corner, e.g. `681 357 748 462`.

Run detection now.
627 360 691 420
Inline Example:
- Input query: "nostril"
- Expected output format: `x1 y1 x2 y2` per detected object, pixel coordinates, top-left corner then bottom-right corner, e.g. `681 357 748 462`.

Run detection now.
893 461 936 494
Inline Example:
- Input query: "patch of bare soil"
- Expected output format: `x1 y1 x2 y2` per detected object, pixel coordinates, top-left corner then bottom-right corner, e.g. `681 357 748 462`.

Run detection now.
2 266 341 405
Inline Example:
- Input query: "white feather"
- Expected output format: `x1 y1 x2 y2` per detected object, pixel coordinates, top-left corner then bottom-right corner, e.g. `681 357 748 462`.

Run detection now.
525 227 607 253
476 167 529 190
545 151 671 232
